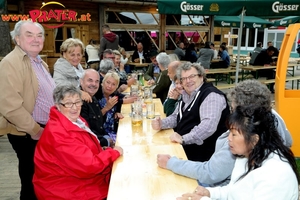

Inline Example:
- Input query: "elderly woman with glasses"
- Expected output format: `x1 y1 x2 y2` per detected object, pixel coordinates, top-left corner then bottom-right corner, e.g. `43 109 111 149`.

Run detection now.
33 85 123 200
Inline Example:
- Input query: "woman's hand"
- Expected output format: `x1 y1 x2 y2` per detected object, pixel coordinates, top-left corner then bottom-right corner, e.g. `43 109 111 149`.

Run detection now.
168 88 180 100
106 96 118 110
147 79 155 86
113 146 123 156
81 90 92 103
176 186 210 200
119 63 125 71
118 84 128 93
127 77 136 86
157 154 171 169
115 112 124 119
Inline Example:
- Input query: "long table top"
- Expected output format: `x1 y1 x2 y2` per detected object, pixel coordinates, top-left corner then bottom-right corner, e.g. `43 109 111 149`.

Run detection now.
107 98 198 199
107 145 197 200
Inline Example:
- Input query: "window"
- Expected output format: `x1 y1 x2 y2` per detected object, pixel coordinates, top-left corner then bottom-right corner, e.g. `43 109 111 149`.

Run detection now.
54 26 77 54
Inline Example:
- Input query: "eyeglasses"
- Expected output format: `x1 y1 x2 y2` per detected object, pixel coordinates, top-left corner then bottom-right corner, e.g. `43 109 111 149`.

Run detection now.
180 74 200 82
60 101 83 108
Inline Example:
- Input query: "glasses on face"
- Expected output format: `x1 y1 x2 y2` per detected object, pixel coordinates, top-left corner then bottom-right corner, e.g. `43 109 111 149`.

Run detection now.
60 101 83 108
180 74 200 83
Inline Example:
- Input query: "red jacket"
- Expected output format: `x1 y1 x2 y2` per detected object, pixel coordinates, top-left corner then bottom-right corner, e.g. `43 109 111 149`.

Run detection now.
33 106 120 200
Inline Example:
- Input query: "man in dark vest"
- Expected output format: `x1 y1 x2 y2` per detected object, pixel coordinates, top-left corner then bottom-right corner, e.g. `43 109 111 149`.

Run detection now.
152 62 230 162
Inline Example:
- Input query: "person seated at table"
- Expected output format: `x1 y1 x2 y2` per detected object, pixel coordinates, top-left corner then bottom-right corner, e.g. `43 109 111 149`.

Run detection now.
210 42 218 59
152 62 230 162
131 42 150 63
95 59 136 104
80 69 114 148
169 53 180 62
174 42 186 60
215 45 230 68
147 52 172 103
157 80 292 188
53 38 92 102
166 60 182 98
118 46 131 73
253 46 277 93
144 50 160 81
98 71 124 142
177 105 299 200
249 42 262 65
267 41 279 57
113 50 127 80
85 39 100 70
164 74 184 116
102 49 136 92
185 43 198 63
197 42 214 69
33 85 123 200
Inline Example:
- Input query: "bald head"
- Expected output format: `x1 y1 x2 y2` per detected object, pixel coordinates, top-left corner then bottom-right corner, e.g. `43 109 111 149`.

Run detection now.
80 69 100 96
167 61 181 81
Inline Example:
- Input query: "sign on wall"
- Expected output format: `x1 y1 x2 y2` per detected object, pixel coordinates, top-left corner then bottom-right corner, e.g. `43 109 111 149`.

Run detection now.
1 1 91 28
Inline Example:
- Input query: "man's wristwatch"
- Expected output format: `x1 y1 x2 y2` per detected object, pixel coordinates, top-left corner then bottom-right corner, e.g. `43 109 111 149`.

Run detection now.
181 137 186 145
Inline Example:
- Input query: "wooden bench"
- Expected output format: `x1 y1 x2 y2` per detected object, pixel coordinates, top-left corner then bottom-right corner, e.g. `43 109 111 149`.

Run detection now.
230 74 253 83
260 75 300 89
216 84 236 90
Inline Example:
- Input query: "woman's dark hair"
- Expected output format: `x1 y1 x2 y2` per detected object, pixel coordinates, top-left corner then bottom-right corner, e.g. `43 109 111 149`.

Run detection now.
226 105 300 183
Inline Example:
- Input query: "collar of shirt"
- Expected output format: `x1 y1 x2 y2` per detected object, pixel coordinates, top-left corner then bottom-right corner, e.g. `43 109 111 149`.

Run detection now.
29 55 42 63
182 82 203 103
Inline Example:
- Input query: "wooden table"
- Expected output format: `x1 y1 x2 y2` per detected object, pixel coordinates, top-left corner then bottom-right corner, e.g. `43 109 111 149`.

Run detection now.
241 63 296 79
205 67 237 85
107 98 198 199
128 62 150 71
107 145 197 200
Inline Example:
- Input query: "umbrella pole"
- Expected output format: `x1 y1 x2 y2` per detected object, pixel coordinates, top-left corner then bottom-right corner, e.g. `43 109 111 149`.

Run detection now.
235 8 246 84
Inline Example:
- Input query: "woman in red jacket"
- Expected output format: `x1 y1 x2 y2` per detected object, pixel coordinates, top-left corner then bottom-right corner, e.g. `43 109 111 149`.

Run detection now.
33 85 123 200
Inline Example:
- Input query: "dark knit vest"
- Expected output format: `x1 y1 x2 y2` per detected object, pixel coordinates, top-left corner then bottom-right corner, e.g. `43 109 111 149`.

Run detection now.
174 82 230 162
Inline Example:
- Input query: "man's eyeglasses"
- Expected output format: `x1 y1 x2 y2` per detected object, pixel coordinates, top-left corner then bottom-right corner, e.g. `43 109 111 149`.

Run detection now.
60 101 83 108
180 74 200 82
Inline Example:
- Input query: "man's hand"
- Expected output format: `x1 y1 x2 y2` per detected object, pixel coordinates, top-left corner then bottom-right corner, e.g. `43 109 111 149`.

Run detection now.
170 132 183 144
151 117 162 130
157 154 171 169
31 127 44 140
81 90 92 103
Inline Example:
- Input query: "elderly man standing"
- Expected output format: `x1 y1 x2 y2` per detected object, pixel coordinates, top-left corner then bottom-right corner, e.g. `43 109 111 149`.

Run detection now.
99 24 119 58
152 62 230 162
0 21 56 199
148 52 172 103
80 69 114 147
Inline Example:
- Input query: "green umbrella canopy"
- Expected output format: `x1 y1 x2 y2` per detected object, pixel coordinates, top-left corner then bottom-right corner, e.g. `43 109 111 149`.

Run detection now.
273 16 300 27
157 0 300 16
214 16 274 28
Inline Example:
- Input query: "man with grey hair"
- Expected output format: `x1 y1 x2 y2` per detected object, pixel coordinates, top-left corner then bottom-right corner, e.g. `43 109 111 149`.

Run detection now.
148 52 172 102
0 20 55 199
156 79 292 188
80 69 114 147
152 62 230 162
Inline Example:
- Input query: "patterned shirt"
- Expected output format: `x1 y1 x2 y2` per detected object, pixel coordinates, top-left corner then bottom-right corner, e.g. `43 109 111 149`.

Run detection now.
161 84 227 145
31 56 56 125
